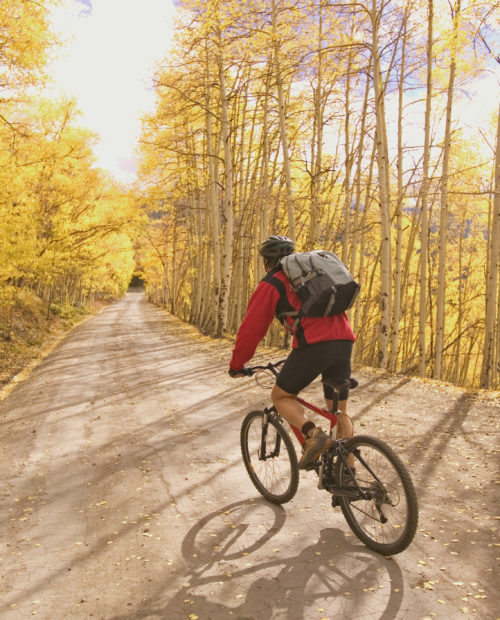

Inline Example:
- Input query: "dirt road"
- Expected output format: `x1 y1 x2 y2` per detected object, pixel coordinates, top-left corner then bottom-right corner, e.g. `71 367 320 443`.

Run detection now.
0 290 498 619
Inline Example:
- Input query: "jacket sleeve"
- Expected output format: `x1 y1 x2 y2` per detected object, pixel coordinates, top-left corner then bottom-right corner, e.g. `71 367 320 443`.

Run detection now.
229 281 280 370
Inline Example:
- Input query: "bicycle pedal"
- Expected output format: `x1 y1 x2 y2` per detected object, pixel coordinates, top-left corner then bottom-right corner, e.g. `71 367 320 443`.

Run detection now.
303 461 319 472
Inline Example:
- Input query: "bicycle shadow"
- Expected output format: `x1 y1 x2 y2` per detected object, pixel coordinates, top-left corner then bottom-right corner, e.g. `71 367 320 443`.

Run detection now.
110 498 406 620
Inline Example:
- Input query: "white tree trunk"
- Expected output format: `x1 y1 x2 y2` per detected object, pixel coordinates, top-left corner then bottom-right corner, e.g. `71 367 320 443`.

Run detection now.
389 11 408 373
371 0 392 369
435 0 460 379
205 44 221 332
216 30 234 337
418 0 433 377
481 102 500 388
272 0 296 241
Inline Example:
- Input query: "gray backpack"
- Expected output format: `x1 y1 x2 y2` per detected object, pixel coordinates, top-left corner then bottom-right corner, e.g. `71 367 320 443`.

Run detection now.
278 250 360 330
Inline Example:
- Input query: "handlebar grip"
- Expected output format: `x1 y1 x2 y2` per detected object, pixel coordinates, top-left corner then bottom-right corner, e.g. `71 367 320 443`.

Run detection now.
228 368 253 377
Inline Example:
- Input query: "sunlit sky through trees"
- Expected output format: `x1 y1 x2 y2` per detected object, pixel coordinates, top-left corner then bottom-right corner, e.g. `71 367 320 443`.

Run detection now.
48 0 498 186
49 0 176 184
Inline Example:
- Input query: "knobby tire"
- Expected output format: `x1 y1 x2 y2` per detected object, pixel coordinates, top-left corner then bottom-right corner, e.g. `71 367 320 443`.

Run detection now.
335 434 418 555
240 410 299 504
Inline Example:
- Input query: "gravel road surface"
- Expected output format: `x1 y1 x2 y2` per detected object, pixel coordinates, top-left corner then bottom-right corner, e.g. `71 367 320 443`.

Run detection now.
1 290 498 619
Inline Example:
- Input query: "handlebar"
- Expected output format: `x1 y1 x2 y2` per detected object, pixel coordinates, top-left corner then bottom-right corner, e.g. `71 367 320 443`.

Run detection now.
228 360 286 378
229 361 358 393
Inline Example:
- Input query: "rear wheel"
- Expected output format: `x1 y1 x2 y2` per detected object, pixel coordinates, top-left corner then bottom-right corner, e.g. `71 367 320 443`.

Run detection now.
240 410 299 504
335 435 418 555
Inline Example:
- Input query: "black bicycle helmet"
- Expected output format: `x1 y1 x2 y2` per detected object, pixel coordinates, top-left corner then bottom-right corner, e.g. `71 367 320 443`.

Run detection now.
259 235 295 258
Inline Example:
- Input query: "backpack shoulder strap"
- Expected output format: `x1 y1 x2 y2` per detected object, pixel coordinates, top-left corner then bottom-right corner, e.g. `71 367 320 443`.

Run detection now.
263 269 305 334
263 270 292 310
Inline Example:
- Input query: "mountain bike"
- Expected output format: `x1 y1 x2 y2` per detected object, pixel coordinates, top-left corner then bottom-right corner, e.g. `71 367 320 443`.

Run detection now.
238 360 418 555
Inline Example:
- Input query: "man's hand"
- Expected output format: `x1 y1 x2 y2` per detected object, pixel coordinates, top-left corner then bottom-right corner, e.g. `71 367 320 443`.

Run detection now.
228 368 251 378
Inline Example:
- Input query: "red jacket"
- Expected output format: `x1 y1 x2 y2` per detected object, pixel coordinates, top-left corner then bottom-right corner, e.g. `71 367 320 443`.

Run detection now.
230 267 356 370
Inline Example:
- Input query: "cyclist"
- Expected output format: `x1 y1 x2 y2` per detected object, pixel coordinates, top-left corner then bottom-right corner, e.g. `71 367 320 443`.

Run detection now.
229 235 356 469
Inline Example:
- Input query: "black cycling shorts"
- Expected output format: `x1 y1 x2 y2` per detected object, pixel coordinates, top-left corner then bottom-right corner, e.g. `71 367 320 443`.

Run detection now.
276 340 353 401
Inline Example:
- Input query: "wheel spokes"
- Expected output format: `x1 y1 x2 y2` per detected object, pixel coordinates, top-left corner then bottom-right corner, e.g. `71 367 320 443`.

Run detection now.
346 445 411 545
246 417 293 497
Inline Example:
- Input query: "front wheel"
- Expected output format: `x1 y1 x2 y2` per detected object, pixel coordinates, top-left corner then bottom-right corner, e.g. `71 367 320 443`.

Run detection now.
240 410 299 504
335 435 418 555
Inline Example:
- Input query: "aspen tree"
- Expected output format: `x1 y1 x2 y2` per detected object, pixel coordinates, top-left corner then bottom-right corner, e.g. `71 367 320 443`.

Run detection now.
478 16 500 388
370 0 392 369
418 0 434 377
349 63 371 278
434 0 461 379
352 139 377 348
308 0 325 248
342 44 354 265
204 42 222 332
271 0 296 241
260 63 272 245
215 12 234 337
389 3 410 373
481 103 500 388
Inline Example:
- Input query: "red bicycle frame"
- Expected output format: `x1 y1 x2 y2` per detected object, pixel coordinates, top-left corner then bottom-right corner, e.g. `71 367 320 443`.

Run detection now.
244 360 348 447
288 397 339 446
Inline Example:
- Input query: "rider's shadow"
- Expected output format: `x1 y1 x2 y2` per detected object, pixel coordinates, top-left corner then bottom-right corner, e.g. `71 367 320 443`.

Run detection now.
162 499 406 620
231 527 405 620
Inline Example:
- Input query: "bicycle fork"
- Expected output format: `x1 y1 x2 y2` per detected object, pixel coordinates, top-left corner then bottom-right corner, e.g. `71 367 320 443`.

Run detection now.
259 409 281 460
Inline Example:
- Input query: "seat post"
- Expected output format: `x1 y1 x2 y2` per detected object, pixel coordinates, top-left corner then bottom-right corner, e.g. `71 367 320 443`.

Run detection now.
331 389 340 414
324 379 353 414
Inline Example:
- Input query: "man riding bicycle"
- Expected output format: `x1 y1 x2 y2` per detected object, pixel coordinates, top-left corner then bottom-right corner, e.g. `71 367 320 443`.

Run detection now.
229 235 356 469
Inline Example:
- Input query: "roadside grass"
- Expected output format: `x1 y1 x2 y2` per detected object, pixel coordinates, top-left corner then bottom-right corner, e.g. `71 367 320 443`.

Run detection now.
0 289 107 392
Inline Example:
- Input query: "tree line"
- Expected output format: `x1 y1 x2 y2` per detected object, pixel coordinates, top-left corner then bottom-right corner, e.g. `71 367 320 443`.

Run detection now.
136 0 500 390
1 0 139 341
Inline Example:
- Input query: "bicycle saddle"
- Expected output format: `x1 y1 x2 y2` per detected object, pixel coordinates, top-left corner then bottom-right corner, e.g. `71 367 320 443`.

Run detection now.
322 377 358 392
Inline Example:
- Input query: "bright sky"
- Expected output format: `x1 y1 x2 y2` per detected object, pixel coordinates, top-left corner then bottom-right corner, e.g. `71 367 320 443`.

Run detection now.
49 0 177 185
